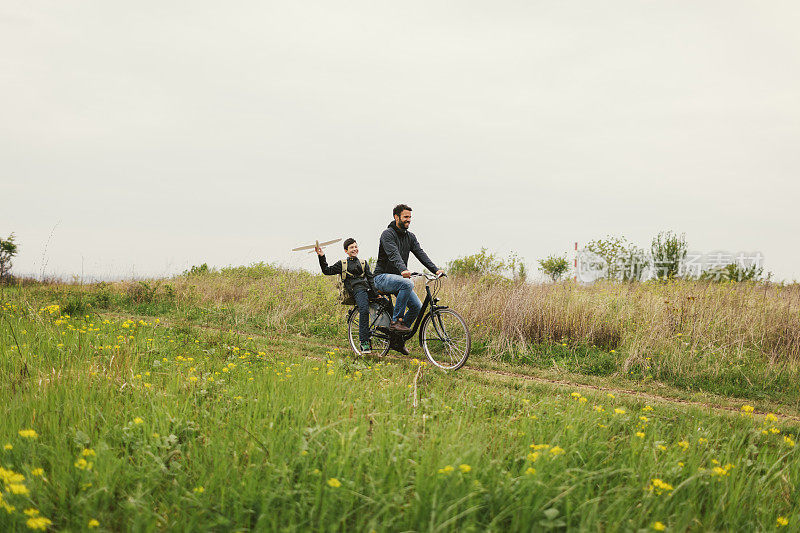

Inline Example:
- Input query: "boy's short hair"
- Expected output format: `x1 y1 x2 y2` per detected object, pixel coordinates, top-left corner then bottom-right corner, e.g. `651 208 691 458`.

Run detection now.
393 204 412 217
343 237 357 250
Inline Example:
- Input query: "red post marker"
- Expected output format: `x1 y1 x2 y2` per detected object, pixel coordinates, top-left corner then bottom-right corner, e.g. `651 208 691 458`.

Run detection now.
574 242 578 281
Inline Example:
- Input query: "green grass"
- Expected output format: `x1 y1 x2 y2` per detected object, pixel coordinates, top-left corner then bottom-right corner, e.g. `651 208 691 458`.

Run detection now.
2 290 800 530
13 266 800 409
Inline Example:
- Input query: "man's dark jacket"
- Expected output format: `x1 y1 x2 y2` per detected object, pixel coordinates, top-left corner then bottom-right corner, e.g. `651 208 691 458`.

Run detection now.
374 221 439 276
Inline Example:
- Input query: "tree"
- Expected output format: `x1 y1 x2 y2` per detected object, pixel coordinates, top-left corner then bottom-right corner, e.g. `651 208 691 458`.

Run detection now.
651 231 687 280
584 235 631 281
621 244 650 282
538 255 570 282
0 233 19 282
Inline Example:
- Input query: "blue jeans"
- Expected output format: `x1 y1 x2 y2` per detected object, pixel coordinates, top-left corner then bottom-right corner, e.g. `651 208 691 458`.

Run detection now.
353 289 371 344
373 273 422 325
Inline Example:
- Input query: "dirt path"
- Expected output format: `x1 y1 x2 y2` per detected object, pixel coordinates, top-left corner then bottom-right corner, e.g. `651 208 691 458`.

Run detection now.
102 312 800 424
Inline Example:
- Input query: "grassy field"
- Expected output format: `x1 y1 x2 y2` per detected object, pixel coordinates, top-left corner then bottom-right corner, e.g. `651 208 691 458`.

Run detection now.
2 269 800 530
19 264 800 406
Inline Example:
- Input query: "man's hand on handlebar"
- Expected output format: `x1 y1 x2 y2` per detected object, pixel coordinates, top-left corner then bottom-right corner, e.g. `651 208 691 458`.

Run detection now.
436 270 445 277
401 270 412 278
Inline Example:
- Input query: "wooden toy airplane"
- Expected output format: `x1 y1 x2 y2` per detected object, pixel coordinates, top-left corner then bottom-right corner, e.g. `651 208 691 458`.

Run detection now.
292 238 342 254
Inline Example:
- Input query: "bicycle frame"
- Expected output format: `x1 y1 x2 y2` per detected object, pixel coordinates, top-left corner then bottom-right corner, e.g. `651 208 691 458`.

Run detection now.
369 273 448 345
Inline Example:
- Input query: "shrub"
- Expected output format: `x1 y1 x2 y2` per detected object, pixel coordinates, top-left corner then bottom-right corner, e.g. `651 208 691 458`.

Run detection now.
0 233 18 283
448 248 527 281
185 263 210 276
537 255 570 282
448 248 504 277
699 262 768 282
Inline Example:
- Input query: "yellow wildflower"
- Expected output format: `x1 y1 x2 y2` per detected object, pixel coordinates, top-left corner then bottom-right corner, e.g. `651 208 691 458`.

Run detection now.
677 441 689 451
74 458 93 470
18 429 38 439
550 446 565 456
88 519 100 528
527 452 540 462
652 522 666 531
765 413 778 423
7 483 29 495
24 508 40 516
193 486 204 493
614 408 626 415
31 468 44 477
636 432 645 439
25 517 53 530
525 467 536 475
82 449 96 457
437 465 454 475
459 464 471 473
777 516 789 527
783 435 795 447
327 478 342 488
740 405 754 415
647 478 674 495
133 417 144 425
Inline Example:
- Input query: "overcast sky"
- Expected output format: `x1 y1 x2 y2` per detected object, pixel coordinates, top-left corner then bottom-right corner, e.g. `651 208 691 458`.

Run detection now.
2 1 798 281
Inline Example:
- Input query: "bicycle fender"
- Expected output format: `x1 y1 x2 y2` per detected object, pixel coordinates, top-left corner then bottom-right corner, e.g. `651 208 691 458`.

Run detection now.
418 313 429 347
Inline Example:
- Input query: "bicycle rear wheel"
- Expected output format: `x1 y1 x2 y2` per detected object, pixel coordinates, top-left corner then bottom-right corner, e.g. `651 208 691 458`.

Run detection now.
347 305 391 357
420 308 471 370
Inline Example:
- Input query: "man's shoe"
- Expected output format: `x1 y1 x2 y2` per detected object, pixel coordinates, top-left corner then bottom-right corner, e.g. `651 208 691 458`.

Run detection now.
390 319 411 333
391 339 410 356
360 341 372 355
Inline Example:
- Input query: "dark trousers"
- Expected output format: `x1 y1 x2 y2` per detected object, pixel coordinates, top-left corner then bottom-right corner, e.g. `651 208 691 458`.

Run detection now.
353 289 371 344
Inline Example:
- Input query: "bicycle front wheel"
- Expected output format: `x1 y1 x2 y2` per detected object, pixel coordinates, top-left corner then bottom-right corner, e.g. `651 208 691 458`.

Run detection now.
420 308 471 370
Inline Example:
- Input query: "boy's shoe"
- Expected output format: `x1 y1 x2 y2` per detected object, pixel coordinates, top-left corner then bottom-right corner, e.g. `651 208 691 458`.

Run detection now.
360 341 372 354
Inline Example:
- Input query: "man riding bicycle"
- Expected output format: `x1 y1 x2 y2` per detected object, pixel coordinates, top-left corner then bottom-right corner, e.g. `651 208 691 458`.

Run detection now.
373 203 445 355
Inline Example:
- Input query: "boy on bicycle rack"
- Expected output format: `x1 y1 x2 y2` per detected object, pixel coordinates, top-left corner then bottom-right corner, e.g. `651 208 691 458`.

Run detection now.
373 204 445 356
316 238 378 354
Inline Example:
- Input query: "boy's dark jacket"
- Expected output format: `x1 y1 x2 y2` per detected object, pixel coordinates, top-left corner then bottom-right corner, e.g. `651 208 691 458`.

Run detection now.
318 255 377 295
374 221 438 276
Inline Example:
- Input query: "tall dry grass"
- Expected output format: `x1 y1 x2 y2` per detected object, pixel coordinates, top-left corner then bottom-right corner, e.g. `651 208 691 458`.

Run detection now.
442 276 800 368
42 263 800 376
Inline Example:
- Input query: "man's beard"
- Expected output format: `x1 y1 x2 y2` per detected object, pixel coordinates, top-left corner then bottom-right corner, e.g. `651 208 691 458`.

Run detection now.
402 220 410 229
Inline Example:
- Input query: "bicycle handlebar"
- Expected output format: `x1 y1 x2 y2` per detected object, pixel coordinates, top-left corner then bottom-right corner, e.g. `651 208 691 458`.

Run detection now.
409 272 447 282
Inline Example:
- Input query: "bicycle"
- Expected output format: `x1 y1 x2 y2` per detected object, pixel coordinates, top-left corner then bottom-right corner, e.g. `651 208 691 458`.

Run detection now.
346 272 471 370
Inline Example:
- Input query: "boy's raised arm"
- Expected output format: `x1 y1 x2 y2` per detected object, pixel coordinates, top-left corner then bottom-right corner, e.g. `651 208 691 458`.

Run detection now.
318 253 342 276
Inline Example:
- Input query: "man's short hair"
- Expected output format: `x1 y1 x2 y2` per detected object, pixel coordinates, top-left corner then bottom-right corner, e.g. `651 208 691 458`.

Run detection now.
393 204 412 217
343 237 357 250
